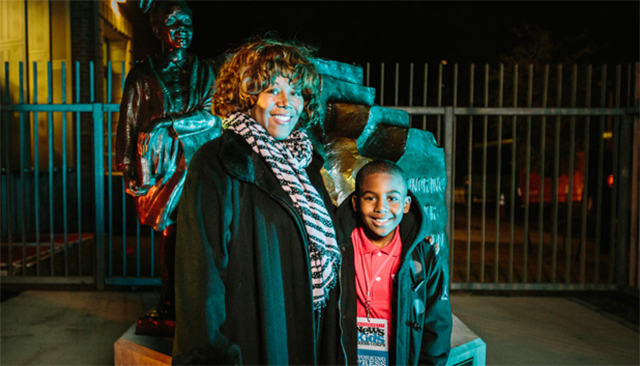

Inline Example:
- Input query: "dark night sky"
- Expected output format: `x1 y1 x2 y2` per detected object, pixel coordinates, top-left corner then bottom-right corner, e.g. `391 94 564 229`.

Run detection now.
173 1 640 66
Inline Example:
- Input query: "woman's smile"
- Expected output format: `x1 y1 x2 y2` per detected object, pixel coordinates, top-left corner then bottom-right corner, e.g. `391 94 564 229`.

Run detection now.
250 76 304 140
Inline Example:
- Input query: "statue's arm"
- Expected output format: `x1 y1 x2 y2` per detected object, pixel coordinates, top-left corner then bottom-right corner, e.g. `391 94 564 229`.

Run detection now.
115 68 146 195
169 61 218 135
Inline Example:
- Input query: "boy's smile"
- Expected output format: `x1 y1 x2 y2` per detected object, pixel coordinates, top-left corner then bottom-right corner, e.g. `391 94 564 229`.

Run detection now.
352 172 411 248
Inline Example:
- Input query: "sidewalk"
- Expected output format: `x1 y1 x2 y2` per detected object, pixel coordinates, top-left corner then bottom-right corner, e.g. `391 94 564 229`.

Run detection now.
1 290 638 365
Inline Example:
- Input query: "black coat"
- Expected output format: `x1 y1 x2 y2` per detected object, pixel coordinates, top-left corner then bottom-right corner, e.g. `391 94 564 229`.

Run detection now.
172 130 344 365
336 191 452 366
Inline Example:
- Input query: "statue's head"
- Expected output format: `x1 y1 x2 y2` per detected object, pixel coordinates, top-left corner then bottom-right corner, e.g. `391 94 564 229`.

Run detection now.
213 35 322 130
150 0 193 51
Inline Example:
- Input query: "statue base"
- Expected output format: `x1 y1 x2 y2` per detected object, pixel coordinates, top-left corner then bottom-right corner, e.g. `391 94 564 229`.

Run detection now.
114 323 173 366
135 307 175 338
114 314 486 366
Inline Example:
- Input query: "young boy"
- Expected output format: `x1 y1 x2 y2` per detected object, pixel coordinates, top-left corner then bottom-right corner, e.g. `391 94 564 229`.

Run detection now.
337 160 452 366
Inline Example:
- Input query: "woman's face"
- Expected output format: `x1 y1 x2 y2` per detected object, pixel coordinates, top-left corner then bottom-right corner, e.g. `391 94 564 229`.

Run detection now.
249 76 304 140
154 4 193 51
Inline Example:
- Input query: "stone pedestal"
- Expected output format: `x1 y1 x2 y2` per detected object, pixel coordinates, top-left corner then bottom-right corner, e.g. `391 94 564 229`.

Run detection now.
447 315 487 366
114 324 172 366
114 314 486 366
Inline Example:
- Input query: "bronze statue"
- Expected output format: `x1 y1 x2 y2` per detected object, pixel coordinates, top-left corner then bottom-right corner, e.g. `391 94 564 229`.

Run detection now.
115 0 220 336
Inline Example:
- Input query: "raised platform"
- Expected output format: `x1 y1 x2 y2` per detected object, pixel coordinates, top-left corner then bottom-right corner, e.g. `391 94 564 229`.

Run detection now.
114 324 173 366
448 315 486 366
114 314 486 366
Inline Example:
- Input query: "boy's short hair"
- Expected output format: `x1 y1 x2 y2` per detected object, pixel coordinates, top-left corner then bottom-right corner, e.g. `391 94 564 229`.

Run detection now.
354 160 408 195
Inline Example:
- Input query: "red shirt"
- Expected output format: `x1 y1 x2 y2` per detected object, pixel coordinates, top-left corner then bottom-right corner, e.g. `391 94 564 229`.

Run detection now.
352 226 402 343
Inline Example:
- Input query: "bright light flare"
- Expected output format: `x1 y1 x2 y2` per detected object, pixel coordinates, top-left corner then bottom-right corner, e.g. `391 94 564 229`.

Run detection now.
111 0 126 18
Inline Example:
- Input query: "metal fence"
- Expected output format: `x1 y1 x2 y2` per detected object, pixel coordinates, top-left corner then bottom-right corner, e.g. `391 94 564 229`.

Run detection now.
1 60 639 293
369 61 639 292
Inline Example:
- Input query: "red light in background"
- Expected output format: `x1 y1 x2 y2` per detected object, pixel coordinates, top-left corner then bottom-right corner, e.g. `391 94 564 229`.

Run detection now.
607 174 614 188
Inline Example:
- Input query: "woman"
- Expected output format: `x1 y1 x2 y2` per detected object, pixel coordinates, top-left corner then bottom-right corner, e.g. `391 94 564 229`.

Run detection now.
172 37 344 365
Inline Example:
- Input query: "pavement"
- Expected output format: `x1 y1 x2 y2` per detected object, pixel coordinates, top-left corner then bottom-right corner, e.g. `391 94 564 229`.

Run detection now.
0 290 638 365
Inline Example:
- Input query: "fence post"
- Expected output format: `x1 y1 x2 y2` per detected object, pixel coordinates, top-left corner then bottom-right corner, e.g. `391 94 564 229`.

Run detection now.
444 106 454 254
93 103 105 290
615 112 634 288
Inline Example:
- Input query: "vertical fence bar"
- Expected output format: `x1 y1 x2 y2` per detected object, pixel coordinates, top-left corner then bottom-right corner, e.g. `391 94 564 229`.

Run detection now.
551 64 563 283
394 62 399 107
631 63 640 289
1 64 5 273
91 60 105 290
47 61 54 276
19 62 27 276
107 61 114 280
609 65 622 284
523 64 533 283
595 65 607 283
61 62 69 276
466 64 475 282
444 106 454 284
609 117 619 285
408 63 414 108
494 64 504 283
365 62 370 87
33 62 41 276
137 220 141 277
122 186 127 278
509 64 519 283
480 64 489 282
75 61 83 275
422 63 428 130
150 228 155 277
537 65 550 283
3 62 14 276
579 65 593 284
380 62 385 106
616 111 633 287
120 169 126 278
450 64 458 281
565 65 578 283
106 61 116 278
93 101 106 290
437 64 443 144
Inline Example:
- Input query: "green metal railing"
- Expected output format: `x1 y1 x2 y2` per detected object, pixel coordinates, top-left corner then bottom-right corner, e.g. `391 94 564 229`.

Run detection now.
1 60 638 293
1 60 160 288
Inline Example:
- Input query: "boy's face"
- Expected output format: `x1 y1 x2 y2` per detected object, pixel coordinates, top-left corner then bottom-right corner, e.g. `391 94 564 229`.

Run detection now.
352 172 411 248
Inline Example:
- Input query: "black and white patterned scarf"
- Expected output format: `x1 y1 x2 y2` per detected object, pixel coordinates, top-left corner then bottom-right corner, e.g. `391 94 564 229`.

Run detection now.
226 112 341 310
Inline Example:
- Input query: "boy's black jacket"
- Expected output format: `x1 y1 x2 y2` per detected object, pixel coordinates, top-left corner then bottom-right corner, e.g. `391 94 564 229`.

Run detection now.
336 190 453 366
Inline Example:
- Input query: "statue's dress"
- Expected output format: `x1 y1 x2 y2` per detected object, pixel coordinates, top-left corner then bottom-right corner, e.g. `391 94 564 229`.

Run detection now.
116 53 219 231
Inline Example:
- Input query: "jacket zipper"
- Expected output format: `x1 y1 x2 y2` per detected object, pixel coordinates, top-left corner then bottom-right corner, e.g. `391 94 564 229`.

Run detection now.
337 258 349 364
263 189 319 365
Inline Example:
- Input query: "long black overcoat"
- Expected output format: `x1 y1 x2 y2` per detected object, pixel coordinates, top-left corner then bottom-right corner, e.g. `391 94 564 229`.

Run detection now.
172 130 343 365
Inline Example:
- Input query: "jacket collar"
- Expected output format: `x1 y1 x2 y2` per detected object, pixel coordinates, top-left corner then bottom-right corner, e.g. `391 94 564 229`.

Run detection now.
219 130 256 183
218 128 326 186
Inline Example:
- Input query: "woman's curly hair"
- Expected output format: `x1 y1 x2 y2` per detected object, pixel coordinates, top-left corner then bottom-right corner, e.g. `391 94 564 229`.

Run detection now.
213 35 322 129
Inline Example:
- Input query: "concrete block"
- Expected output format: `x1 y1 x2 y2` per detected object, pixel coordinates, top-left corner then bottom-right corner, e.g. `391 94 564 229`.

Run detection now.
319 75 376 106
114 324 172 366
